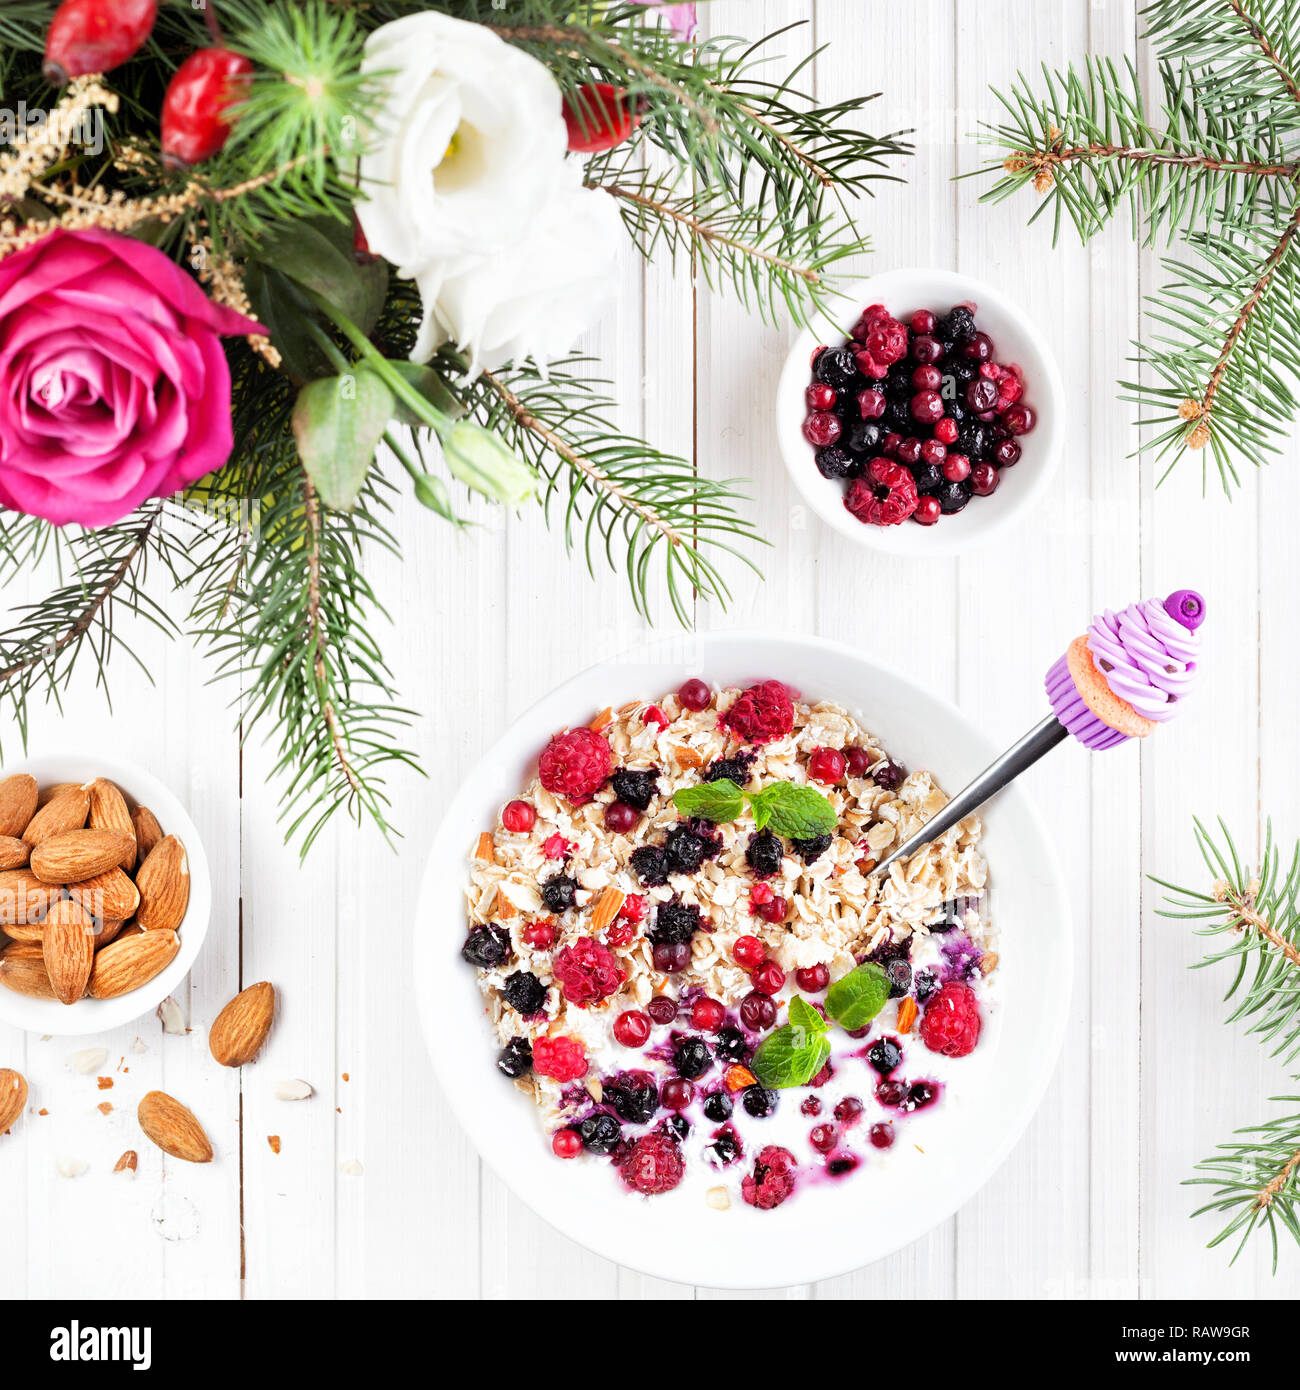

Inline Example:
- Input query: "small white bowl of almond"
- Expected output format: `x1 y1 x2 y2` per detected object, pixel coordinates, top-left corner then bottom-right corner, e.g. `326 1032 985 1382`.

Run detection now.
0 754 211 1036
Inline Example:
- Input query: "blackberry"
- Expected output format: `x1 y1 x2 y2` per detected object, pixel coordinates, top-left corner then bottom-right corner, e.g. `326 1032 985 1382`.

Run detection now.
791 832 833 864
501 970 547 1015
708 1129 742 1167
937 480 971 514
957 420 992 460
461 925 511 969
938 305 977 343
630 844 671 887
702 1092 734 1123
714 1026 748 1064
610 767 660 811
911 462 944 495
867 1037 903 1075
874 759 906 791
914 969 938 1001
950 358 978 386
883 365 914 399
540 874 579 913
703 751 755 786
745 829 784 878
908 1081 937 1110
673 1036 713 1080
578 1113 622 1155
815 445 857 480
814 346 859 390
609 1078 659 1124
649 898 704 947
663 1114 690 1140
846 421 884 456
883 398 912 432
665 823 716 875
742 1085 779 1118
885 958 912 998
495 1036 532 1079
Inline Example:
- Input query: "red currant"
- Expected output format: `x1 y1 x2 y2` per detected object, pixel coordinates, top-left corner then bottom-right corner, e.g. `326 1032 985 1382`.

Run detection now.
677 678 711 711
808 746 847 785
970 462 1000 497
934 417 958 445
757 896 788 925
613 1009 652 1047
869 1123 895 1150
502 800 536 833
920 438 948 467
912 495 942 526
795 964 830 992
733 935 766 970
753 960 786 996
661 1078 694 1111
909 310 936 335
809 1123 838 1154
805 383 836 411
691 997 726 1032
552 1128 583 1158
748 882 774 910
843 746 871 778
803 411 842 447
739 991 777 1031
942 453 971 483
160 47 254 170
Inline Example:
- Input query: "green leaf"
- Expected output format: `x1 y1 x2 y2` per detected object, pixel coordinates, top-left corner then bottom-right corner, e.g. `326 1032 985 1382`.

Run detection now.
787 995 828 1035
751 1017 832 1090
245 261 334 384
291 371 394 511
410 472 470 528
824 962 890 1031
672 778 745 823
441 422 539 506
387 361 465 428
253 219 386 336
748 783 837 839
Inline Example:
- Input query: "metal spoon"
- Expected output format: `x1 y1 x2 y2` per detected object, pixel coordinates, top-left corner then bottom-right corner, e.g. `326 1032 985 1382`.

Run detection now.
870 713 1068 879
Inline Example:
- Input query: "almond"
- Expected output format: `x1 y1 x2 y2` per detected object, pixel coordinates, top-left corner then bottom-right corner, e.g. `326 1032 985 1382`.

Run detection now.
113 1149 138 1174
69 867 140 923
896 995 918 1035
22 785 89 847
94 918 126 949
134 836 189 931
1 939 43 960
0 775 37 838
0 868 59 929
31 828 133 886
672 744 704 769
0 836 29 870
473 831 495 863
88 929 179 999
208 981 275 1068
137 1090 213 1164
589 885 625 931
0 953 56 999
87 779 137 872
42 899 96 1005
0 1068 27 1134
37 781 79 807
131 805 164 862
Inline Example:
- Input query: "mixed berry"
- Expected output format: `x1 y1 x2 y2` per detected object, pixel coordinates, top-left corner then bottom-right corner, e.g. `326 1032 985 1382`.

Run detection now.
462 678 996 1210
803 302 1036 527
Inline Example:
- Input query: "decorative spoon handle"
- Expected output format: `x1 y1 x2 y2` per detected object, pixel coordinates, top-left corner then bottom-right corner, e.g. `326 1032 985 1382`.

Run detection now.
870 713 1068 880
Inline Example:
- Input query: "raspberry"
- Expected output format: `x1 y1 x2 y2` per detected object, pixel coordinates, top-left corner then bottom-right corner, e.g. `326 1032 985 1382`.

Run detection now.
553 937 625 1006
532 1035 588 1082
919 981 983 1058
522 921 555 949
845 459 918 528
722 680 795 745
644 705 670 730
619 894 646 922
538 727 612 799
542 833 574 860
854 316 908 378
741 1145 799 1210
619 1132 685 1195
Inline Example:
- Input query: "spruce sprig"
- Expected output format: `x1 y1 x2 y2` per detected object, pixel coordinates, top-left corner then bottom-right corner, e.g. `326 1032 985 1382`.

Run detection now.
1154 818 1300 1269
975 1 1300 491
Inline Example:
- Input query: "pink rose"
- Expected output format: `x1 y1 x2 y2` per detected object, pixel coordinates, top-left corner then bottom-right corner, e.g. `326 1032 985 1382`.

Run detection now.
0 227 262 527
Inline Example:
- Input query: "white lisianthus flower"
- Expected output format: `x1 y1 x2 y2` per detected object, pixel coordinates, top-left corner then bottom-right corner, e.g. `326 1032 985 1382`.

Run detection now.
356 11 621 373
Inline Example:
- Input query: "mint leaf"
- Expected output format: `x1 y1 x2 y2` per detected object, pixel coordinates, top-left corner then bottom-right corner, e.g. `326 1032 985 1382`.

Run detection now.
751 1019 832 1089
673 779 745 823
824 962 890 1030
749 783 837 840
787 995 828 1035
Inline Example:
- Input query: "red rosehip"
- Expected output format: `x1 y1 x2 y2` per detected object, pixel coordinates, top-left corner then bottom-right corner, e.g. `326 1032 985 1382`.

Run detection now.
691 997 726 1032
808 746 847 785
733 935 766 970
613 1009 652 1048
757 896 788 925
161 47 255 170
753 960 786 996
552 1128 583 1158
795 964 830 992
677 678 712 711
502 800 536 833
562 82 640 153
44 0 157 84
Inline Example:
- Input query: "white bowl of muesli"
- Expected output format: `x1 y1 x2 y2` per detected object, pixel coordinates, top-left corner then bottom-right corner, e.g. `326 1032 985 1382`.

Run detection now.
415 633 1070 1288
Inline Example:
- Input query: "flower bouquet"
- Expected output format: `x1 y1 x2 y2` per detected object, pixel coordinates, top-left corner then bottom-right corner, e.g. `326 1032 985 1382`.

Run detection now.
0 0 904 851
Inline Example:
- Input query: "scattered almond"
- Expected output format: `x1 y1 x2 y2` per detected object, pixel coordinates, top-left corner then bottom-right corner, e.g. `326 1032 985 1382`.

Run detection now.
723 1064 758 1092
137 1090 213 1164
340 1158 364 1177
273 1078 313 1101
56 1155 88 1178
705 1186 730 1211
113 1149 138 1174
0 774 37 838
0 836 29 870
131 805 164 862
134 835 189 931
88 929 179 999
672 744 703 769
980 951 999 975
42 899 97 1005
69 867 140 923
31 828 133 886
267 1135 281 1154
97 1101 113 1115
158 997 186 1034
69 1047 108 1076
0 1068 27 1133
86 779 137 872
589 885 625 931
588 706 613 731
897 996 919 1035
22 785 89 847
208 981 275 1068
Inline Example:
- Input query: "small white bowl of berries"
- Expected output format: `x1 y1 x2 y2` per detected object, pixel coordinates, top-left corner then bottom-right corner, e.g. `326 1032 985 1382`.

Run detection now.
777 269 1064 554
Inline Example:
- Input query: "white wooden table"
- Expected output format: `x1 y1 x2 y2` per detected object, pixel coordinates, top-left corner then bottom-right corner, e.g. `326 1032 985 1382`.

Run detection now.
2 0 1297 1300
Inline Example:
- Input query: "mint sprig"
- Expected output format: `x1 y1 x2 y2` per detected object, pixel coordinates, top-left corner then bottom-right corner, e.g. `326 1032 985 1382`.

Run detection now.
824 962 890 1030
671 777 836 838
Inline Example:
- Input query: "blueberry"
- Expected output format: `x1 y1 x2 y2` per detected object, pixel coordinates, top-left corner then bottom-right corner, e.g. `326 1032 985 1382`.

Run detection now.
578 1113 622 1155
708 1129 742 1166
937 480 971 514
845 421 884 456
703 1092 734 1123
883 366 914 399
790 832 832 864
608 1080 658 1124
714 1026 748 1064
911 462 944 495
665 823 716 875
867 1037 904 1075
663 1114 690 1140
501 970 547 1015
540 875 578 913
907 1081 937 1110
495 1036 532 1078
742 1085 779 1118
630 844 670 887
815 445 857 480
873 760 905 791
610 768 660 811
915 969 938 1001
815 347 860 390
650 898 704 946
745 830 784 878
950 359 978 385
673 1036 713 1080
461 925 511 969
886 958 913 998
827 1156 858 1177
